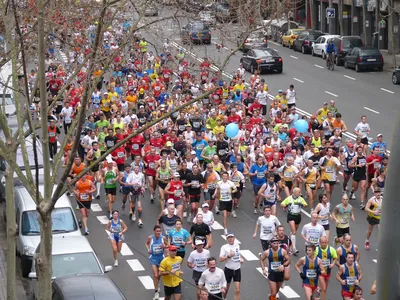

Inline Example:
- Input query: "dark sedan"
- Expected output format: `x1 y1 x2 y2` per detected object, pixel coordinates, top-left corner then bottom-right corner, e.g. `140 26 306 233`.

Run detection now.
181 21 211 45
393 66 400 84
240 48 282 74
237 30 268 53
344 47 384 72
293 30 324 54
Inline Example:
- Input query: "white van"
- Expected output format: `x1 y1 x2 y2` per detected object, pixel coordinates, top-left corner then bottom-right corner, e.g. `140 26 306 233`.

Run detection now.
0 62 16 116
14 182 82 277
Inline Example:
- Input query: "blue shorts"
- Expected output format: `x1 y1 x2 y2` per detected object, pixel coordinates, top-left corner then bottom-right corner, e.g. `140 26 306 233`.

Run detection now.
253 185 262 195
122 187 132 195
149 256 164 267
264 200 276 207
109 233 124 243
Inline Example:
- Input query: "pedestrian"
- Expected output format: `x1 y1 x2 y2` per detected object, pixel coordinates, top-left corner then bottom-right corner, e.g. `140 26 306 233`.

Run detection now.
187 239 211 300
214 172 237 235
315 236 337 300
335 234 360 266
332 195 355 246
48 119 60 162
159 245 184 300
253 206 281 251
336 252 363 300
364 188 382 250
105 210 128 267
300 213 326 247
257 173 279 215
198 257 227 300
312 194 331 241
74 173 96 235
168 219 192 259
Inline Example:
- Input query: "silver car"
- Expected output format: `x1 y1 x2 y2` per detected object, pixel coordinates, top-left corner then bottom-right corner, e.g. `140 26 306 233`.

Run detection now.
237 30 268 53
144 5 158 16
199 11 216 26
0 94 16 116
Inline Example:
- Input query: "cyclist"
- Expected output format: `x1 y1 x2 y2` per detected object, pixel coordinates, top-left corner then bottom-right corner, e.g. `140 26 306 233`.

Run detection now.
325 40 337 66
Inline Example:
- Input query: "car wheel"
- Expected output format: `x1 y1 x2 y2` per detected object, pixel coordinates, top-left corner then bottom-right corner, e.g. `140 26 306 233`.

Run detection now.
378 66 383 72
21 257 32 278
355 64 360 72
321 50 326 59
250 64 255 74
276 68 283 74
301 46 306 54
311 48 315 56
344 61 348 69
393 75 398 84
335 56 342 66
292 43 296 51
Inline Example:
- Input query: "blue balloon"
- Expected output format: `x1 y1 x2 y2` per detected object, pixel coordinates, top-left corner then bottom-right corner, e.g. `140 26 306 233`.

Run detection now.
225 123 239 138
294 119 309 133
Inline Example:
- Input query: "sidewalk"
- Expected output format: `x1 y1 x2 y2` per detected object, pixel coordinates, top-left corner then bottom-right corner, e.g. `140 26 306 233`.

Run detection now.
0 217 28 300
380 49 400 70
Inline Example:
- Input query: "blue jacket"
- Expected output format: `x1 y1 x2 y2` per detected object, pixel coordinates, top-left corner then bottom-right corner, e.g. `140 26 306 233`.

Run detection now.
325 43 337 54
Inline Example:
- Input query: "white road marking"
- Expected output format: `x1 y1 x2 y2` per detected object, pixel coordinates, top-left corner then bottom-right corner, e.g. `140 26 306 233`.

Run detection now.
127 259 145 271
373 259 377 263
280 286 301 298
293 78 304 83
364 106 380 114
325 91 338 97
381 88 394 94
344 75 356 80
221 235 241 244
256 267 268 278
314 64 324 69
121 243 134 256
240 250 259 261
138 275 155 289
96 215 109 224
91 203 103 212
301 209 311 218
290 55 298 59
211 221 224 230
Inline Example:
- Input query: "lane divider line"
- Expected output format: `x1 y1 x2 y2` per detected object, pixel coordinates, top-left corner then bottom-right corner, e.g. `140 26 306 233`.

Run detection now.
364 106 380 114
344 75 356 80
96 215 109 225
293 78 304 83
325 91 338 97
240 250 259 261
314 64 324 69
138 275 155 289
91 203 103 212
380 87 394 94
290 55 298 60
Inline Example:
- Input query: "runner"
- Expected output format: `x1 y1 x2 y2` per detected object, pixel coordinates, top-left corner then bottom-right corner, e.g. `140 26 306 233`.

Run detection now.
146 225 168 300
187 239 211 300
318 147 341 201
315 236 337 300
332 195 355 246
340 143 356 194
156 159 173 211
185 165 205 222
165 172 185 220
301 213 326 247
159 245 184 300
349 146 367 209
74 173 96 235
258 173 279 215
190 213 212 249
249 156 268 214
228 164 245 218
364 188 382 250
125 165 145 225
313 194 331 242
295 245 325 299
101 157 119 219
118 164 132 211
158 204 181 237
336 252 363 300
336 234 360 265
48 119 61 162
260 237 290 300
198 257 227 300
298 160 319 211
105 210 128 267
144 147 161 203
168 219 192 259
201 163 220 213
279 157 299 199
214 172 237 235
253 206 281 252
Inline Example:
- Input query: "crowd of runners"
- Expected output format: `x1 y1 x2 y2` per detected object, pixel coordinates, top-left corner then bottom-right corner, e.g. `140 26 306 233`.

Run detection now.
31 17 388 300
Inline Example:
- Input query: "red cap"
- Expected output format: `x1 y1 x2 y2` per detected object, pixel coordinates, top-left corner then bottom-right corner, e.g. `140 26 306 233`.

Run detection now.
169 245 178 251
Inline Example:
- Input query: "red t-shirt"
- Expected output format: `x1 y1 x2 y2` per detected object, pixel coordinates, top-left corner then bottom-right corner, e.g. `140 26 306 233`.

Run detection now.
228 114 241 124
130 135 145 156
366 154 382 175
144 154 161 176
112 147 126 165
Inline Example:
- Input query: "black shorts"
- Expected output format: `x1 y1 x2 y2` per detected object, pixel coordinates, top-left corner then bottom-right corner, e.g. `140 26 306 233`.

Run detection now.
91 164 100 173
232 191 241 199
189 194 201 203
367 173 375 184
78 200 92 209
253 184 262 195
158 182 168 189
219 200 233 212
336 227 350 238
192 270 203 285
164 283 182 296
305 183 317 190
322 224 330 231
361 137 369 145
224 267 241 283
55 105 63 114
367 216 380 225
117 164 125 172
288 103 296 109
287 213 301 225
268 271 284 283
353 173 366 182
274 174 281 183
344 170 354 175
283 181 293 190
204 189 216 201
105 187 117 195
208 293 223 300
122 187 132 195
323 180 336 185
261 239 270 251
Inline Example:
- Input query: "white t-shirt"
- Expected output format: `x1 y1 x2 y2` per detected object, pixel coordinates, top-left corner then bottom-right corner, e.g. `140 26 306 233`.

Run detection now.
187 249 210 272
256 90 268 105
257 215 281 241
286 89 296 104
61 107 74 124
198 268 227 295
126 172 145 187
217 180 236 202
219 243 241 270
354 122 370 138
301 223 326 246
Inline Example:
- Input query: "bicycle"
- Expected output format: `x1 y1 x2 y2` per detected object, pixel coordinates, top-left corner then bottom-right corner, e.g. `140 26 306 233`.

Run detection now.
327 53 335 71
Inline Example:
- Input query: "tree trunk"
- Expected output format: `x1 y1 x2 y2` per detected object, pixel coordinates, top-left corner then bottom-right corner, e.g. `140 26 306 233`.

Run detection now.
37 211 52 300
5 162 16 300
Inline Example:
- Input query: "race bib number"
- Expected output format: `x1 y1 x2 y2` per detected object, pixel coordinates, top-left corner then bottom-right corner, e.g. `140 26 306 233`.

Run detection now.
291 204 301 214
346 276 357 286
193 122 200 128
309 236 319 244
209 282 221 293
221 191 231 201
208 183 216 190
172 236 183 244
153 245 163 255
174 190 182 197
284 171 293 178
49 132 55 137
149 162 155 169
306 269 317 279
192 180 200 188
195 258 206 268
218 150 226 156
257 172 265 179
341 216 349 225
65 119 71 124
262 226 272 235
196 144 204 151
106 179 114 185
270 261 281 271
117 152 125 158
160 173 169 180
171 262 181 273
322 259 330 268
132 144 139 150
80 193 88 200
326 167 334 174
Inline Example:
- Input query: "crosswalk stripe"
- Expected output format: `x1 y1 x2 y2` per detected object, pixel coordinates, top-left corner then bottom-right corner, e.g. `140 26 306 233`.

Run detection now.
240 250 259 261
211 221 224 230
121 243 134 256
256 268 301 298
221 235 241 244
91 203 102 212
256 267 268 278
96 215 109 224
127 259 145 271
373 259 377 263
138 275 155 289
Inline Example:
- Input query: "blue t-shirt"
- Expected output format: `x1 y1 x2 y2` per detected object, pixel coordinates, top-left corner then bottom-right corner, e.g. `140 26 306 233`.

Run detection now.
192 140 208 160
250 164 268 186
370 141 387 158
168 229 190 252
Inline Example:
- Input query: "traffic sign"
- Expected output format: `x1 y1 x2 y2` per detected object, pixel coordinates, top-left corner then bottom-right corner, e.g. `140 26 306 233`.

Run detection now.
380 19 386 28
326 8 335 18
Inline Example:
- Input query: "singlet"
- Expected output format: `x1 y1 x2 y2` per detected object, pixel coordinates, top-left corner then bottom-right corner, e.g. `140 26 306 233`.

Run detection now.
169 180 183 201
281 165 296 182
302 256 320 287
317 246 334 275
304 167 317 186
76 179 92 201
168 158 178 173
72 163 85 175
283 196 306 215
212 162 223 174
149 235 165 260
311 136 322 148
317 108 328 123
263 183 277 204
367 197 382 220
343 150 356 172
320 156 338 181
341 263 359 293
339 244 357 265
354 155 367 177
335 204 351 229
158 168 170 183
121 171 132 190
104 168 117 188
110 218 122 236
317 202 330 226
376 176 385 194
268 248 285 273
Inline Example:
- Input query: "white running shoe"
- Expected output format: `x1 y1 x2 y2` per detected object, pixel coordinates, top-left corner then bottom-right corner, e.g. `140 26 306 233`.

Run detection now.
138 219 143 227
183 211 187 218
187 213 192 222
132 214 136 222
232 210 237 218
254 209 257 214
153 291 160 300
114 260 118 267
224 228 228 235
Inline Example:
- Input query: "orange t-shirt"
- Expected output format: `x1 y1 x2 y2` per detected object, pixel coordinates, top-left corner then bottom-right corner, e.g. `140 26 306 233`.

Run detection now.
76 179 92 201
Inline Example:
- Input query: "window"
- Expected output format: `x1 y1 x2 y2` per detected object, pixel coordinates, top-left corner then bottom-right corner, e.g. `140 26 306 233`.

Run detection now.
360 49 380 56
299 33 307 39
192 23 208 31
247 50 254 57
52 252 102 278
343 38 362 48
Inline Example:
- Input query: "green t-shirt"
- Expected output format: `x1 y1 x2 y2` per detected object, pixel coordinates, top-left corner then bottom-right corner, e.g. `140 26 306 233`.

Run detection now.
281 196 307 215
104 169 117 188
203 145 217 162
97 132 108 151
96 120 110 130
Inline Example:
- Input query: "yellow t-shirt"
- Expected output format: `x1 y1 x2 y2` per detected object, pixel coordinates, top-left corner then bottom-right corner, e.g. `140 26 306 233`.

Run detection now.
213 125 225 136
159 256 183 287
233 83 245 91
126 94 137 103
101 98 111 112
108 91 119 102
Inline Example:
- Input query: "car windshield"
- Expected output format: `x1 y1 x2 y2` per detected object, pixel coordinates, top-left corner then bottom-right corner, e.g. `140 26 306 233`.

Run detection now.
21 207 77 235
0 94 13 105
308 35 320 41
193 23 208 31
254 49 278 57
52 252 102 278
249 31 265 39
292 29 304 34
16 138 44 170
360 49 380 55
343 39 363 48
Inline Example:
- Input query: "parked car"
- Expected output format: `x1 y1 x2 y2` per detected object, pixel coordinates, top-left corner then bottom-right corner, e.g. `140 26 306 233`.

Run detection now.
29 236 113 299
344 46 384 72
199 10 217 26
0 62 16 116
393 66 400 84
13 182 81 277
240 48 283 74
144 5 158 16
281 28 305 49
311 35 340 58
237 30 268 53
268 19 300 43
214 2 236 22
181 21 212 45
52 274 126 300
293 30 324 54
332 36 363 66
